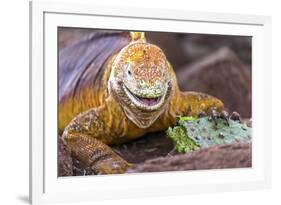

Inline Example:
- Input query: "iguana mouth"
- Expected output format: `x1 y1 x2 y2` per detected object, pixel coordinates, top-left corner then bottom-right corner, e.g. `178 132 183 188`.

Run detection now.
123 84 164 110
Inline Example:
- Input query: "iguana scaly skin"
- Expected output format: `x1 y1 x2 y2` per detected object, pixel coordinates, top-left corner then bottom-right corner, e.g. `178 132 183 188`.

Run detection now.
60 31 224 174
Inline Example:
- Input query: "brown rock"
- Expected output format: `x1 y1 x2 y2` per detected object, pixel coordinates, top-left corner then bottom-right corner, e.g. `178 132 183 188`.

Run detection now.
127 142 251 173
176 47 252 118
181 34 252 68
58 136 73 176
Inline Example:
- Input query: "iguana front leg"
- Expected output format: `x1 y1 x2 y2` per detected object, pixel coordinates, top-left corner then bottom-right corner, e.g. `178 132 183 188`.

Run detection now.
175 91 225 117
176 91 242 123
62 106 131 175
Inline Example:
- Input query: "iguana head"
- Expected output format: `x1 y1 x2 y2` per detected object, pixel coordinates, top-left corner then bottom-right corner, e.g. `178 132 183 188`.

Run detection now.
109 33 173 128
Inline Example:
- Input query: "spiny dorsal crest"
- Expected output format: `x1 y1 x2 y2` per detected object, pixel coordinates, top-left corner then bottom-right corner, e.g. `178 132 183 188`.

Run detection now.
130 32 146 43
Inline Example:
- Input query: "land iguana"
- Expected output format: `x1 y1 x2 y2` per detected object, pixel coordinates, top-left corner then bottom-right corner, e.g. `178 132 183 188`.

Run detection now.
59 31 238 175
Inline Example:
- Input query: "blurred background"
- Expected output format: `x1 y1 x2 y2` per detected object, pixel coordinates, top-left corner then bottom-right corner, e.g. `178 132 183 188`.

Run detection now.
59 27 252 118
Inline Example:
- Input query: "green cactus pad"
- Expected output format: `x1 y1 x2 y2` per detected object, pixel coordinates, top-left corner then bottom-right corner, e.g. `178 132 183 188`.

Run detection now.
167 117 251 153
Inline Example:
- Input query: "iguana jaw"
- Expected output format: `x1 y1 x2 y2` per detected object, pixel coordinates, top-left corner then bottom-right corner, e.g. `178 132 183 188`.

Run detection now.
109 79 172 128
122 83 166 111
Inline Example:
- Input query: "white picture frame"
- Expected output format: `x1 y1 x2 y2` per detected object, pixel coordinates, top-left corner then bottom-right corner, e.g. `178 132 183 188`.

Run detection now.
29 0 272 204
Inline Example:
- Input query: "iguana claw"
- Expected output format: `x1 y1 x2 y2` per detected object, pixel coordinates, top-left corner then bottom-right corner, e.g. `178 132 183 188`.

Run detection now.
205 108 242 126
230 111 241 122
205 108 240 126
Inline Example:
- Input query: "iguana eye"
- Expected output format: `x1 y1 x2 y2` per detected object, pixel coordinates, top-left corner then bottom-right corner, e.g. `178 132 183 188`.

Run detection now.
126 64 133 78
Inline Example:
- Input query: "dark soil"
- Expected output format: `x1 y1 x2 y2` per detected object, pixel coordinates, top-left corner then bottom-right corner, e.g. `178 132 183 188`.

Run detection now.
111 132 175 164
